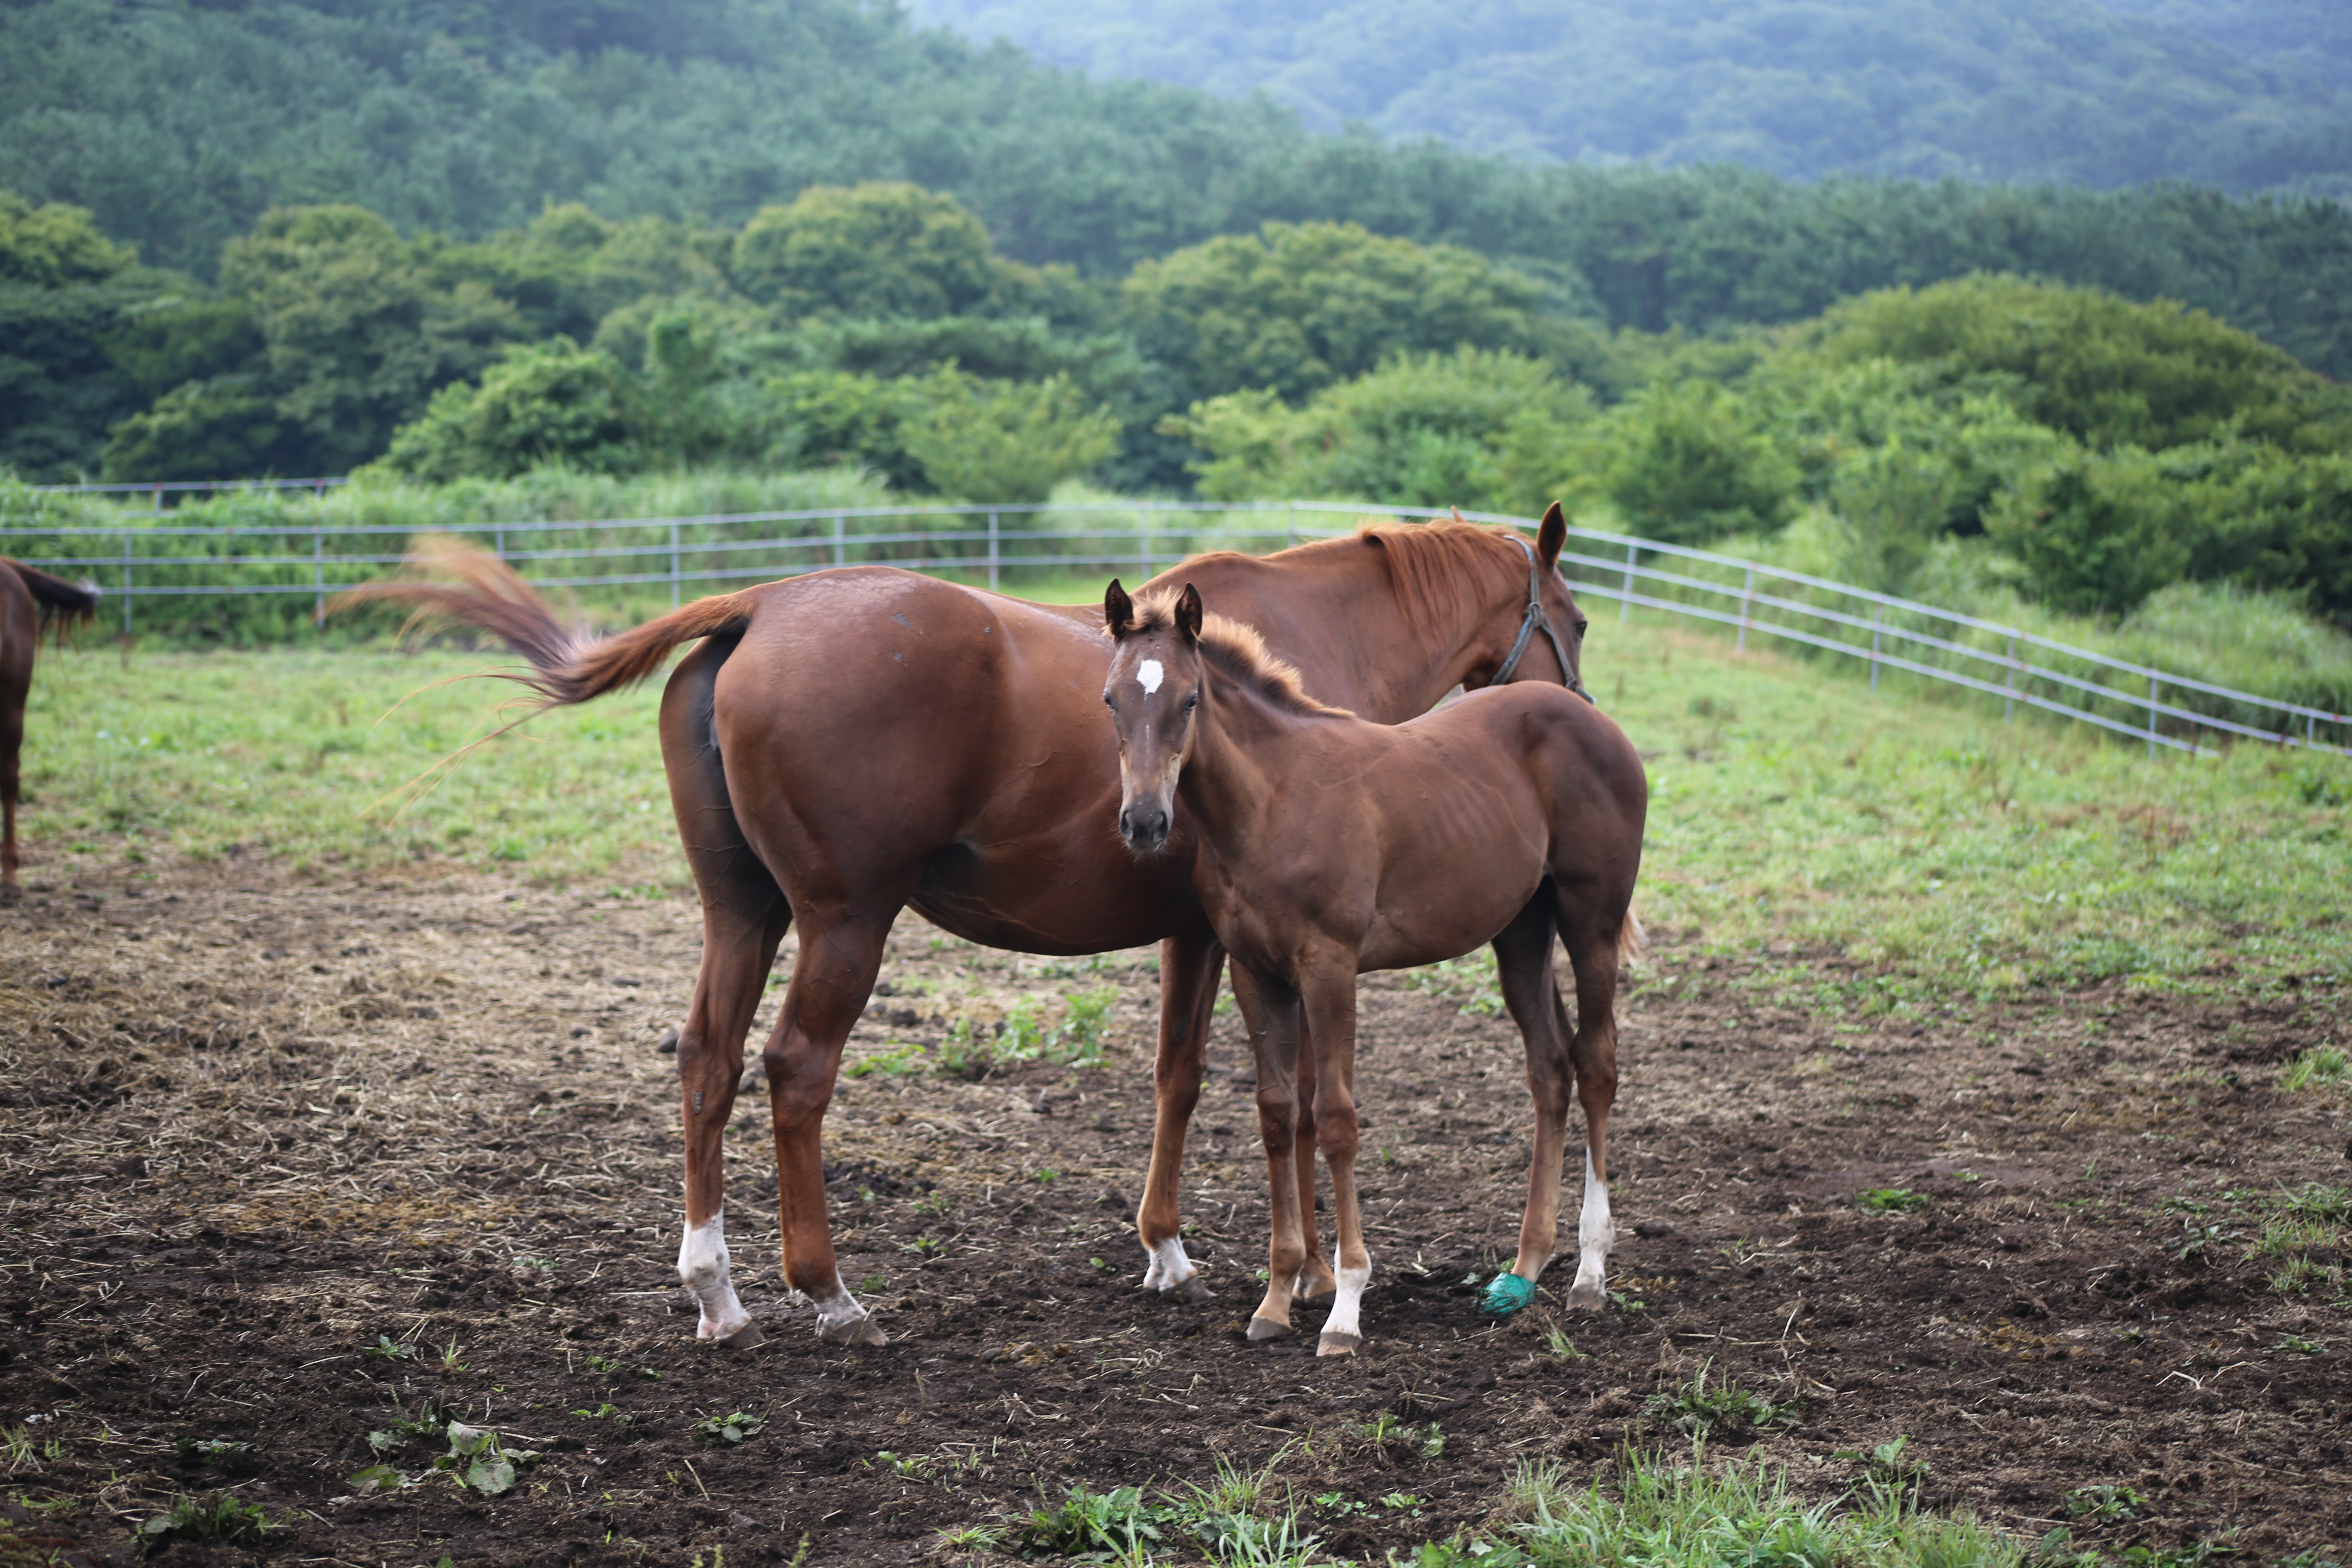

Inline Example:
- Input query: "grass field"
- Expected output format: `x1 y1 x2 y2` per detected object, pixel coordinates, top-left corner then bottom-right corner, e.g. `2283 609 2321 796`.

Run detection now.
20 613 2350 1009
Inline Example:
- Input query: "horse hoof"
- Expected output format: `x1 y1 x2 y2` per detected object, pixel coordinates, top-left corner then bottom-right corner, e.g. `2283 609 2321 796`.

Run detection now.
1245 1316 1292 1342
717 1322 767 1350
820 1317 889 1347
1564 1281 1606 1312
1317 1332 1362 1357
1479 1272 1539 1317
1160 1274 1213 1304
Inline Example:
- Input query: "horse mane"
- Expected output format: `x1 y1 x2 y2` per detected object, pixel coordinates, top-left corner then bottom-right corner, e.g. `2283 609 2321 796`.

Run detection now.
1123 589 1353 718
1181 518 1526 634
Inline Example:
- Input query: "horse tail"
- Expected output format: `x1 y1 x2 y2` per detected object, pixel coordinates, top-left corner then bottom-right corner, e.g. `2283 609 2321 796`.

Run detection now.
3 559 102 637
1616 904 1647 969
334 533 756 707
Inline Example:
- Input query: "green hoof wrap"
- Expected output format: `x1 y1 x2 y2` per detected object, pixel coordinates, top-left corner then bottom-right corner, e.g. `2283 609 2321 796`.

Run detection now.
1479 1272 1538 1316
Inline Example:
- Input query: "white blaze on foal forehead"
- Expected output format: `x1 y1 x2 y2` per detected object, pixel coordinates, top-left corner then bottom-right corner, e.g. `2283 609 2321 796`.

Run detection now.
1137 658 1164 695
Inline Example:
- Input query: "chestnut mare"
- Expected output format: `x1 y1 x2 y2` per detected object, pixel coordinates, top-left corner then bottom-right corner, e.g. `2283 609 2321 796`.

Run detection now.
1100 580 1646 1354
1 559 101 888
346 508 1591 1347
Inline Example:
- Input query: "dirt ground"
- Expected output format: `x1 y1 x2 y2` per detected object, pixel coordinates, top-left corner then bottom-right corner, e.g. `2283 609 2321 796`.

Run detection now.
0 855 2346 1567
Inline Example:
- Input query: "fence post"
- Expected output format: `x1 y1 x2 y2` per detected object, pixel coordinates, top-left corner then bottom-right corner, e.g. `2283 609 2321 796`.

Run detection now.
121 532 133 637
2005 633 2018 722
1620 540 1636 623
1138 510 1152 579
833 513 845 567
670 519 681 609
1735 563 1756 652
2147 677 2160 759
493 526 504 561
988 509 1000 591
1870 601 1882 693
1287 499 1298 551
312 524 324 631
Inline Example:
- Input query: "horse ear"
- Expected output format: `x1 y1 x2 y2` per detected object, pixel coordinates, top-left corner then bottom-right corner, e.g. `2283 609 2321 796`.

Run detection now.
1175 583 1203 643
1536 501 1566 572
1104 578 1135 637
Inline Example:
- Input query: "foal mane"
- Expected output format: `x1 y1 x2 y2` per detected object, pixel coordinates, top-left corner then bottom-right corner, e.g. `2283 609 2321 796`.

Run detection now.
1123 589 1352 719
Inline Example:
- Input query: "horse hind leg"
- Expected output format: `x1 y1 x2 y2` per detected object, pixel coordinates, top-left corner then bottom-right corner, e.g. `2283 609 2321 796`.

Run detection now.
1555 899 1628 1312
1488 895 1571 1309
663 636 788 1347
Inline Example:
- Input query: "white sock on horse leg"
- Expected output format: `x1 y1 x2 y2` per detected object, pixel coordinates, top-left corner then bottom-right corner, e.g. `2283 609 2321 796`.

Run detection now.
678 1209 751 1341
1571 1149 1613 1296
1319 1250 1373 1344
1141 1235 1195 1291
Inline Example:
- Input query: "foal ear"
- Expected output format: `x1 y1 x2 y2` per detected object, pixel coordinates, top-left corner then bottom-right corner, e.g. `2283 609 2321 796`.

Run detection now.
1175 582 1203 643
1104 578 1135 637
1536 501 1566 572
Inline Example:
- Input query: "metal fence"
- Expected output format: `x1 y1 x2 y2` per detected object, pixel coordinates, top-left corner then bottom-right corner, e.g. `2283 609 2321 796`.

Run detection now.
1 496 2344 758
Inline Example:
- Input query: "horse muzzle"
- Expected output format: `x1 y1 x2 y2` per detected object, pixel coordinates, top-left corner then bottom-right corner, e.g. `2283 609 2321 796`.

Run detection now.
1118 803 1171 854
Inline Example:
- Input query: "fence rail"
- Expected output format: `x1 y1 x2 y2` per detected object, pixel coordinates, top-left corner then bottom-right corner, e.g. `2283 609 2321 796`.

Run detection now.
2 497 2344 757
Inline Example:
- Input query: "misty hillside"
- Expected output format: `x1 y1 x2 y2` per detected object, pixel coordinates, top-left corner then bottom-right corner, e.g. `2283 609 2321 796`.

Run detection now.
902 0 2352 192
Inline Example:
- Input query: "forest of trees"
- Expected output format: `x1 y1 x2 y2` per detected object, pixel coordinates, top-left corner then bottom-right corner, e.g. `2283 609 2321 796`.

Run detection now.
4 0 2352 639
907 0 2352 191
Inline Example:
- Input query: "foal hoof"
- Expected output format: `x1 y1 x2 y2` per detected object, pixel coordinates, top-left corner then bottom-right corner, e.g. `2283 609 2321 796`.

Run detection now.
1563 1280 1606 1312
1316 1332 1362 1357
1245 1315 1293 1342
1159 1274 1214 1305
717 1321 767 1350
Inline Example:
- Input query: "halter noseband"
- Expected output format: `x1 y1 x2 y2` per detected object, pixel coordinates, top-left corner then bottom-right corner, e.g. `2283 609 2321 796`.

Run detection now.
1492 534 1592 702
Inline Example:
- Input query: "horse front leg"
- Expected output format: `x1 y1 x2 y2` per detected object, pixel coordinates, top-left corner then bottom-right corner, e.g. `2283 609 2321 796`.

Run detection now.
765 907 899 1345
1236 969 1310 1341
1136 933 1223 1301
1300 967 1370 1356
1232 963 1337 1304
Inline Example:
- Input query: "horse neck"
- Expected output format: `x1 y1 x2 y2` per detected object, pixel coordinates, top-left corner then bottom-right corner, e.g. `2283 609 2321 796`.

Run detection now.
1175 666 1316 860
1210 545 1490 721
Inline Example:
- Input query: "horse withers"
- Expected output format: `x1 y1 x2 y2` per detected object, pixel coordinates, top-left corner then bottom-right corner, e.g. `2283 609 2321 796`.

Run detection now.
343 509 1592 1348
0 559 101 889
1101 579 1646 1354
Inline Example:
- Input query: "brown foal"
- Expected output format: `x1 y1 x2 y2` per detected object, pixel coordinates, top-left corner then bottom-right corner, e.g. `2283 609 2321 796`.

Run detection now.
0 559 100 888
345 509 1591 1347
1101 580 1646 1354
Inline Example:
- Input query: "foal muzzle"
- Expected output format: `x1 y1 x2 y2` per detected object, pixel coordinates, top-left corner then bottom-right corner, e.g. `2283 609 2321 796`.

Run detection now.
1119 802 1171 854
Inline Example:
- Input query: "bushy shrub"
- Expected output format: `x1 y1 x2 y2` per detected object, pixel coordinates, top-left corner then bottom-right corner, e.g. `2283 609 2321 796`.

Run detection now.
1597 377 1798 544
377 339 638 481
1165 347 1594 514
900 368 1120 503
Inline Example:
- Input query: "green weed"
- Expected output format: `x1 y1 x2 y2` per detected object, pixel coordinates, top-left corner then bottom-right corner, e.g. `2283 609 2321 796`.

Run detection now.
1859 1188 1931 1215
2062 1484 2146 1523
137 1492 274 1545
2280 1045 2348 1091
1644 1363 1803 1439
1543 1323 1589 1362
691 1412 765 1446
361 1332 419 1361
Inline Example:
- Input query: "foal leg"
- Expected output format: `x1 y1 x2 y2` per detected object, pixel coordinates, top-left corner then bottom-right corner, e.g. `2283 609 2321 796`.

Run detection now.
1485 895 1571 1314
1231 963 1336 1304
1301 969 1371 1356
1136 933 1223 1301
763 905 902 1345
663 640 791 1346
1240 973 1312 1341
1555 908 1626 1311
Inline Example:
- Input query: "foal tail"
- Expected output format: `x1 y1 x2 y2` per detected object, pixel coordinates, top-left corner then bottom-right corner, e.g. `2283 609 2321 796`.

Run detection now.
334 534 757 707
4 559 102 639
1616 905 1648 969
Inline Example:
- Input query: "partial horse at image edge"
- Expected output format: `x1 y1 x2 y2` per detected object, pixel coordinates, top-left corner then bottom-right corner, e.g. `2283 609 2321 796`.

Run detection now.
0 559 102 887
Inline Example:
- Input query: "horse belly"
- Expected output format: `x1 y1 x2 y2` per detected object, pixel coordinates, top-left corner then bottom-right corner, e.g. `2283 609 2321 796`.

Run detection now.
910 835 1200 956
